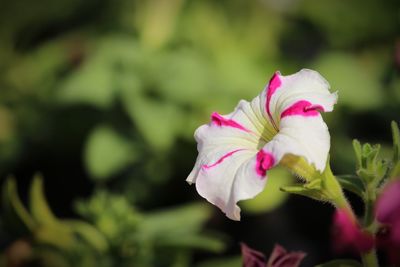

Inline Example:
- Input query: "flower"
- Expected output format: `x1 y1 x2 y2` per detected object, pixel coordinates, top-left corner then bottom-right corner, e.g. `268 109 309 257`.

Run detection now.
241 243 306 267
331 209 374 254
375 180 400 264
187 69 337 220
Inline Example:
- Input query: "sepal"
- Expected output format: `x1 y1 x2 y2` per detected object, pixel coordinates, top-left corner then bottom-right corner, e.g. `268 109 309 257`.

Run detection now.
281 179 328 203
352 140 388 186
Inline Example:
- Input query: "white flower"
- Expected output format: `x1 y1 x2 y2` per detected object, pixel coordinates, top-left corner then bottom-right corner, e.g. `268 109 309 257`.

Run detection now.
187 69 338 220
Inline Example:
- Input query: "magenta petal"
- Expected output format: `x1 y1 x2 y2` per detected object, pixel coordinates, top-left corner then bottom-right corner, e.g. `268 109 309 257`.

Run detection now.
375 180 400 265
266 244 306 267
376 180 400 224
332 209 374 254
241 243 266 267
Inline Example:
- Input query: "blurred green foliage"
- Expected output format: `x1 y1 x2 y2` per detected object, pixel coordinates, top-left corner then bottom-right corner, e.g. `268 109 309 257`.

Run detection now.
0 0 399 266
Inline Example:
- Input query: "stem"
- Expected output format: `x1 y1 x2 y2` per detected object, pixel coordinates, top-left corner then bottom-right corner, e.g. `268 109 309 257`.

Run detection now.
361 249 379 267
360 185 379 267
323 165 357 221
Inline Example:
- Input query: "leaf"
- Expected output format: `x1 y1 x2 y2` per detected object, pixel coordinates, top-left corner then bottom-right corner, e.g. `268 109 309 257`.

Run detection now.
158 235 225 252
137 203 225 255
29 174 57 225
139 203 211 237
2 177 36 234
281 181 328 203
391 121 400 163
121 95 182 150
64 220 109 253
85 125 136 181
315 259 362 267
352 140 362 169
57 50 115 109
34 223 75 251
313 53 383 110
196 256 241 267
336 175 365 199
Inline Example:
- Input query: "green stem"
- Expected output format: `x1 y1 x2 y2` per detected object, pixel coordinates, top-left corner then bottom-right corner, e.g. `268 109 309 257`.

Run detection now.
361 249 379 267
360 185 379 267
323 165 357 220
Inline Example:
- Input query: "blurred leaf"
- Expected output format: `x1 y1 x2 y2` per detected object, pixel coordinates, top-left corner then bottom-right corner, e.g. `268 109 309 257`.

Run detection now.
34 223 75 251
85 125 136 181
57 48 115 109
314 52 383 110
2 177 36 234
74 191 141 242
352 139 362 169
5 40 70 95
122 95 182 150
137 0 184 49
196 256 241 267
64 220 109 253
242 167 293 213
315 259 362 267
139 203 211 237
300 0 398 47
35 248 70 267
29 174 57 225
156 50 214 106
158 235 225 253
391 121 400 163
336 175 365 199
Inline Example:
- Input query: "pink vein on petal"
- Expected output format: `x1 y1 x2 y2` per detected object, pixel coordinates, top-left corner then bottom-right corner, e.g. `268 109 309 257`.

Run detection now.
281 100 324 118
211 112 251 132
202 149 245 169
266 72 282 117
255 150 275 178
265 72 282 131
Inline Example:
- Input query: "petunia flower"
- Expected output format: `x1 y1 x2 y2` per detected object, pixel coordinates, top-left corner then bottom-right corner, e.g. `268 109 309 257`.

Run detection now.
187 69 337 220
241 243 306 267
375 180 400 264
331 209 374 254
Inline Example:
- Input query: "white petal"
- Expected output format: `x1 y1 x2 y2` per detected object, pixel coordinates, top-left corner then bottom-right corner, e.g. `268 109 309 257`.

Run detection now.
263 115 330 172
265 69 337 125
187 99 270 184
187 99 274 220
195 149 267 220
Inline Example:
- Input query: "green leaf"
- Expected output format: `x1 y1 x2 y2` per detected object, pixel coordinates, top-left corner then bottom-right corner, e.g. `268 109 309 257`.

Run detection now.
2 177 36 234
34 223 75 251
57 52 115 109
281 181 328 203
157 235 225 252
352 139 362 169
313 53 383 110
139 203 211 237
64 220 109 253
391 121 400 163
336 175 365 199
196 256 241 267
85 125 136 181
121 95 182 150
315 259 362 267
390 161 400 179
29 174 57 225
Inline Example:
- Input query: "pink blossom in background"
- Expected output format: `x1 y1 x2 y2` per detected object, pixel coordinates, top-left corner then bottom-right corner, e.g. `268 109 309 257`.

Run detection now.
375 180 400 264
241 243 306 267
332 209 374 254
